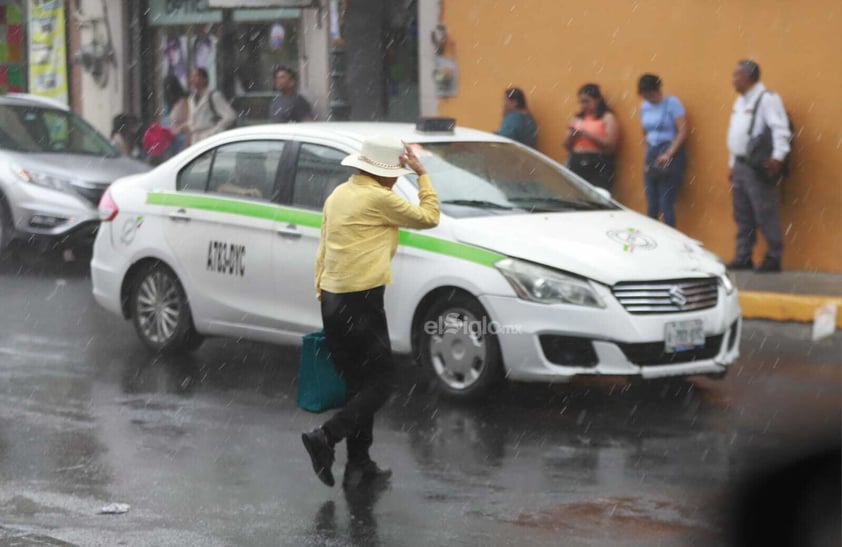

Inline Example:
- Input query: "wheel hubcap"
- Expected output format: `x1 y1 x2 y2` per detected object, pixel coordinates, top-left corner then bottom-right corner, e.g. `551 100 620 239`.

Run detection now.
136 271 181 344
428 308 487 391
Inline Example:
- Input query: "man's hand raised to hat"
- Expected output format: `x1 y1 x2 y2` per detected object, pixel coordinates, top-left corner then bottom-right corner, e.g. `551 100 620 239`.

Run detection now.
400 142 426 176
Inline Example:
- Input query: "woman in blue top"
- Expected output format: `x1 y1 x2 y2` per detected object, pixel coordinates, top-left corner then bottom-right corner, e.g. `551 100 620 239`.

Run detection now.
638 74 688 227
495 87 538 148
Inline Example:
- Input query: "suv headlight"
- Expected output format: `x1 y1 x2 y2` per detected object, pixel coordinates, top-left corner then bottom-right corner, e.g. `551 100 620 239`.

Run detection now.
12 164 73 192
719 272 736 294
495 258 605 308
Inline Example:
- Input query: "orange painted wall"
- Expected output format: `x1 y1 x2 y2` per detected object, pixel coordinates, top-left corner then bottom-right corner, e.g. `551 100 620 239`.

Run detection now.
438 0 842 272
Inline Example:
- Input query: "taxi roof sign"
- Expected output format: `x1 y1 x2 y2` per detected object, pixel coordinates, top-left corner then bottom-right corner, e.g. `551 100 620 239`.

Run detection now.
416 117 455 133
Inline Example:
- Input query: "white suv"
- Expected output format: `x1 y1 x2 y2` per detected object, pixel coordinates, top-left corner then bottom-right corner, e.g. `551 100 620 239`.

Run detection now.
0 93 148 253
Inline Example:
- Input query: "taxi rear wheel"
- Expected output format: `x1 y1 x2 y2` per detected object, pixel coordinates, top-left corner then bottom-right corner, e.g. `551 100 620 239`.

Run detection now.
130 262 202 353
415 291 504 401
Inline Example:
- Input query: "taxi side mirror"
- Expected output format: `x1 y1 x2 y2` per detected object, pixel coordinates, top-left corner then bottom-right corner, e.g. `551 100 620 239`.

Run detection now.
594 187 611 200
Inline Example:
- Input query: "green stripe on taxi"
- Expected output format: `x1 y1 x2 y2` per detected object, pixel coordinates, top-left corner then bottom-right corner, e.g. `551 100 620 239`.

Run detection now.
146 192 505 267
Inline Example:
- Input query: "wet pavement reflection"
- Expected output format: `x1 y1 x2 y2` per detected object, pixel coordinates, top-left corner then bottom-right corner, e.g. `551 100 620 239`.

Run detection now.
0 247 839 546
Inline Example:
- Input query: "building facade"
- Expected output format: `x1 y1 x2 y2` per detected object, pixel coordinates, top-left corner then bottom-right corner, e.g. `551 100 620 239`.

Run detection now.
65 1 440 133
434 0 842 273
14 2 837 272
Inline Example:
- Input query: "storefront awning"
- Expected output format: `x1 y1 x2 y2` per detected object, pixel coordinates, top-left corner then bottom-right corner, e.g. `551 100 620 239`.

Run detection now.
148 0 304 26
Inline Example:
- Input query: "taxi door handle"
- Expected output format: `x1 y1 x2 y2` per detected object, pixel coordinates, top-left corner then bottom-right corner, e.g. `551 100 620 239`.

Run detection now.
168 209 191 222
276 224 302 239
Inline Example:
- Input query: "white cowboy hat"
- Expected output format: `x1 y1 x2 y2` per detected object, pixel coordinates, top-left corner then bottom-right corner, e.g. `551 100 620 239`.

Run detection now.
341 135 414 177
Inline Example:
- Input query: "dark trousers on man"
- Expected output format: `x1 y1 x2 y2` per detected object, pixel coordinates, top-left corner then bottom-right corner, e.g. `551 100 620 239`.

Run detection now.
320 286 394 464
730 160 783 262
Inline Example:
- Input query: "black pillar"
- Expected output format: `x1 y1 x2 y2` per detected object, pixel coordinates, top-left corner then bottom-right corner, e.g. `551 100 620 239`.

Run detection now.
341 0 386 121
328 39 351 120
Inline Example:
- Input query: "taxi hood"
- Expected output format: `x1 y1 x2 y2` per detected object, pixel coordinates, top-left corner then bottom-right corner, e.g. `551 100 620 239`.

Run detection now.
452 210 725 285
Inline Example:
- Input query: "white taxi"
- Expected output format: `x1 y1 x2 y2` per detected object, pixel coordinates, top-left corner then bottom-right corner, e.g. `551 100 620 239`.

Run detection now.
91 120 741 400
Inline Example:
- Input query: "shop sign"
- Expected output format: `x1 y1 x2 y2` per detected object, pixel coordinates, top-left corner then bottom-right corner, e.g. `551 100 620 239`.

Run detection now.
147 0 223 26
209 0 315 7
28 0 68 104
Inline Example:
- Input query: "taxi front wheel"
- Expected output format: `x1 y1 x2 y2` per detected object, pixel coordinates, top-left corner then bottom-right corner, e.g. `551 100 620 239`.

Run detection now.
130 262 202 353
415 292 504 402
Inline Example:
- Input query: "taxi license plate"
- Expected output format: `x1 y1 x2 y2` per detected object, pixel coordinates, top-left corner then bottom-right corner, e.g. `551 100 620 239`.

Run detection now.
664 319 705 353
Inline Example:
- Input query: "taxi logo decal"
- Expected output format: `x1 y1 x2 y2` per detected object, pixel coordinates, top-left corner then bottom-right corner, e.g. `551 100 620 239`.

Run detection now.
207 241 246 276
120 216 143 245
607 228 657 253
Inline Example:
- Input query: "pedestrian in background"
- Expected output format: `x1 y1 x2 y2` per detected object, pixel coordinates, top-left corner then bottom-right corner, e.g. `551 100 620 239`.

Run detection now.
163 75 189 155
564 83 620 190
726 60 791 273
270 66 313 123
302 136 439 489
109 114 140 158
186 68 236 144
494 87 537 147
638 74 688 227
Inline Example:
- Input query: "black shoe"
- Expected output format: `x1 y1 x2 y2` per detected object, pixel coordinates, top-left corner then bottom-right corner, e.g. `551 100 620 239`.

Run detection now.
302 428 335 487
754 257 781 273
726 258 754 270
343 460 392 489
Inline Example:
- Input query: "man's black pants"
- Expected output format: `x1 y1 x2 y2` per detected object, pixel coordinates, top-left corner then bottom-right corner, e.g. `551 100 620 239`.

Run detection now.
320 286 394 464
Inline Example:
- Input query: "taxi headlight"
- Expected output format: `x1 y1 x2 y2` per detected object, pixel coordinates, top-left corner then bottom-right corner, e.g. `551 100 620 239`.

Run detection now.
12 164 73 192
495 258 605 308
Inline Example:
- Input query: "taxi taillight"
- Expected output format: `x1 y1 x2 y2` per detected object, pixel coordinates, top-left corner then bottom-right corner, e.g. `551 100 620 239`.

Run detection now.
98 190 119 222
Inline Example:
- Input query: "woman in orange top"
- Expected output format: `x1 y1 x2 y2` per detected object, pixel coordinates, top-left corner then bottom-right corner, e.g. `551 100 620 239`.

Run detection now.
564 84 620 190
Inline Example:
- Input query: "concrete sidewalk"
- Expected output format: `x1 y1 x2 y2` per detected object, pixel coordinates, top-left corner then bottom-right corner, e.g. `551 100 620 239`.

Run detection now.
734 270 842 327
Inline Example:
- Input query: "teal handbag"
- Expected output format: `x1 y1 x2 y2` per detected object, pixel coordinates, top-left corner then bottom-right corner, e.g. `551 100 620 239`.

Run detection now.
296 330 346 413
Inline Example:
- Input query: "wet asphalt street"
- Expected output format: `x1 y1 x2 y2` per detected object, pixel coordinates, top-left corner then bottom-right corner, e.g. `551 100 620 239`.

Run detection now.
0 247 839 547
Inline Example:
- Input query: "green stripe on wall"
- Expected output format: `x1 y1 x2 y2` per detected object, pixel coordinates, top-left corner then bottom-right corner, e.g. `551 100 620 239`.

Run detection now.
146 192 505 267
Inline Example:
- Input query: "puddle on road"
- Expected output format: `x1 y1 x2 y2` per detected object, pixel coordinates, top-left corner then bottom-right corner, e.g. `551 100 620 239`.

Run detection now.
510 496 718 541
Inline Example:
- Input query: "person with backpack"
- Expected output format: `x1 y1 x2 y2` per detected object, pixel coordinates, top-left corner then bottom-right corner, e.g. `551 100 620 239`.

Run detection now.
726 60 792 273
186 67 236 145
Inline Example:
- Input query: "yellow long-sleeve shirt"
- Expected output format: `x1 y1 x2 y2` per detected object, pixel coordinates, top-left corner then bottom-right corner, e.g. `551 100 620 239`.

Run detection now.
315 173 440 298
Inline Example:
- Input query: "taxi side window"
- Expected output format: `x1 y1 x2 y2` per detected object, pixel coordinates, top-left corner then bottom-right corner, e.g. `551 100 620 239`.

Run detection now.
176 141 285 200
291 144 354 210
177 150 214 192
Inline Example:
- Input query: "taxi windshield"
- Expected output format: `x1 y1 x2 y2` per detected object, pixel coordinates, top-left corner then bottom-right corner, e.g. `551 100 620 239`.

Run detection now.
406 141 619 217
0 104 119 157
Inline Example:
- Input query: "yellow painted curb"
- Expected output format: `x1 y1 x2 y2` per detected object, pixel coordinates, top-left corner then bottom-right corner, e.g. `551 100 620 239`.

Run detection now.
739 291 842 328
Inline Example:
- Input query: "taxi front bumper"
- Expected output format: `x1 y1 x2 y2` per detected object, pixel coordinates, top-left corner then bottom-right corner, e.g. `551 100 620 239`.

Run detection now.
479 286 741 383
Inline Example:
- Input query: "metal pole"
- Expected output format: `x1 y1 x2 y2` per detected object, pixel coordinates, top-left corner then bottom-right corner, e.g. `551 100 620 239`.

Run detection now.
328 0 350 120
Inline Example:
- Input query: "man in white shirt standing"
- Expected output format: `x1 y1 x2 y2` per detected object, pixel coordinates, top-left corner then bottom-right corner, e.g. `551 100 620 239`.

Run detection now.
186 68 237 145
726 60 791 273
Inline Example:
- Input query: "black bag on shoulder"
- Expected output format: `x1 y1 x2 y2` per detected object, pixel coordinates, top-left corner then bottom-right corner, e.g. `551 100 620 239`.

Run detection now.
646 142 672 182
745 91 794 180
